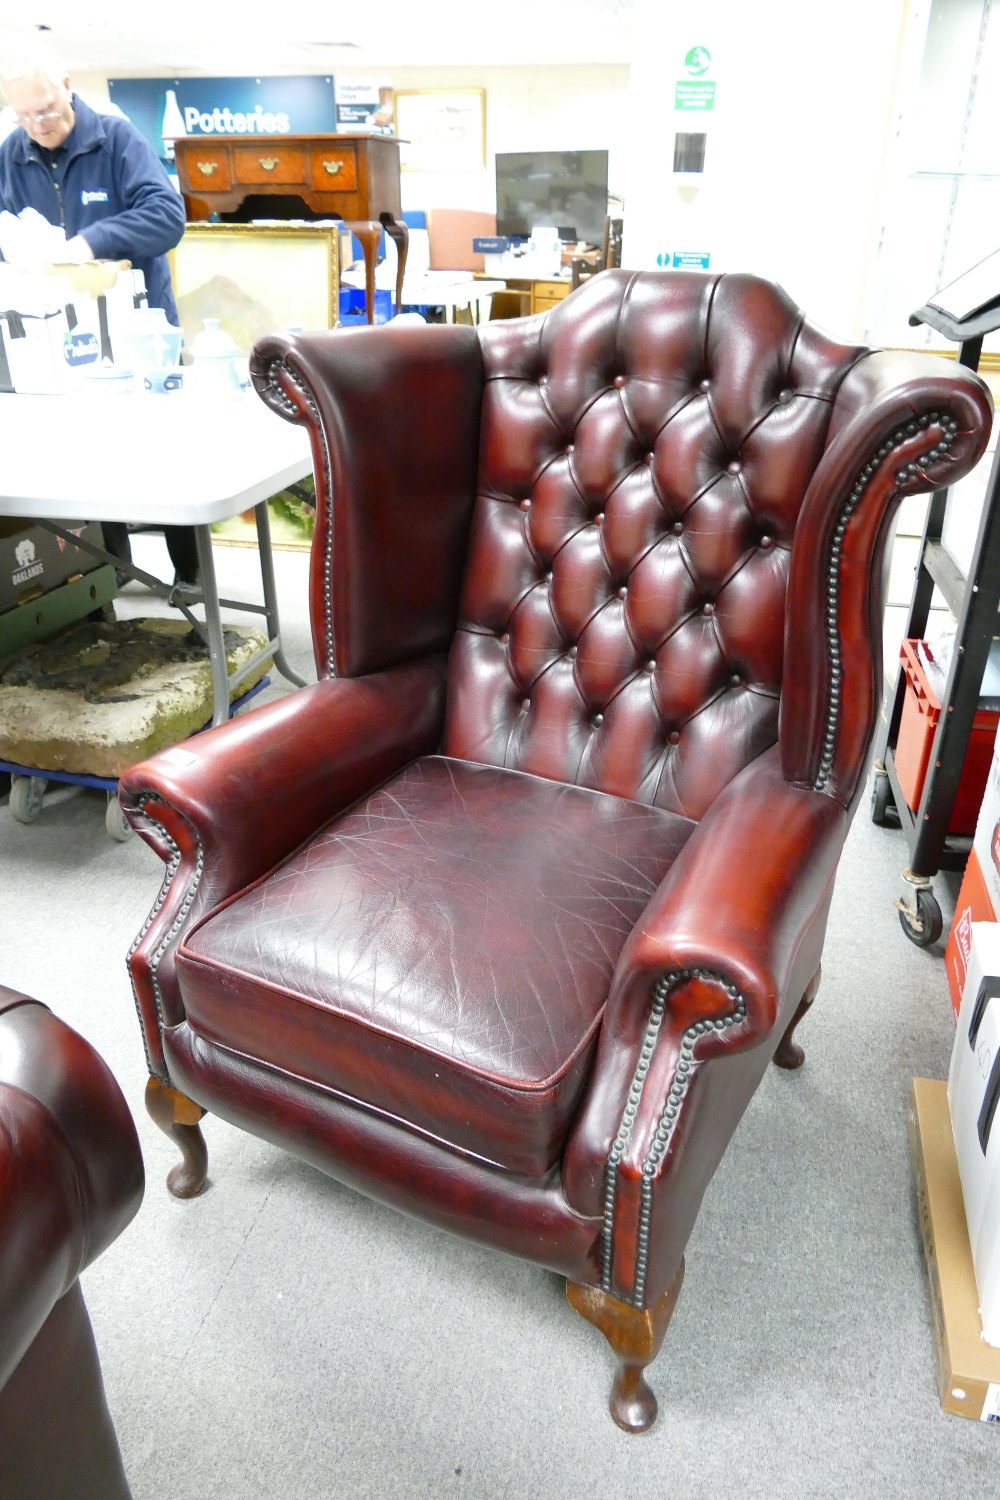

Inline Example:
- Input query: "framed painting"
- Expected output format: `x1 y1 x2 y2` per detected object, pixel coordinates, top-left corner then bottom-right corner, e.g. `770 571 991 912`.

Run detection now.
393 89 487 173
169 223 342 355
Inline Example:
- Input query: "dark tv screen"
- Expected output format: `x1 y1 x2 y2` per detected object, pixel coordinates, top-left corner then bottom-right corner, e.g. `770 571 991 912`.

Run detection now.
495 150 609 245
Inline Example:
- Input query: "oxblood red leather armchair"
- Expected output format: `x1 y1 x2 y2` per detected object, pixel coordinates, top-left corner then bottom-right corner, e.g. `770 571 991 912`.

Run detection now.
119 271 992 1431
1 987 144 1499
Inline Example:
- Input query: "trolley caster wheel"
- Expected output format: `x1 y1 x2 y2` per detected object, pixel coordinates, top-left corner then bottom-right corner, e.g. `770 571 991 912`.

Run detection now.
9 774 47 824
897 888 943 948
871 771 898 827
105 794 132 843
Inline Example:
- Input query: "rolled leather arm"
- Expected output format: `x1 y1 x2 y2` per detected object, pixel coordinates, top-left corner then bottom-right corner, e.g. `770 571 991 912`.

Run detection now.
0 989 144 1389
118 658 446 1078
119 657 446 901
562 746 848 1304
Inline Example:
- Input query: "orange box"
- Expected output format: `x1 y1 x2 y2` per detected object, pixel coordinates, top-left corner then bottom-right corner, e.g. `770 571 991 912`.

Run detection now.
895 639 1000 837
944 849 997 1016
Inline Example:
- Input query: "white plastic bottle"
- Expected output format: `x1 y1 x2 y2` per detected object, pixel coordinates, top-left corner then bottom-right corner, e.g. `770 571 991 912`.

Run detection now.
160 89 186 161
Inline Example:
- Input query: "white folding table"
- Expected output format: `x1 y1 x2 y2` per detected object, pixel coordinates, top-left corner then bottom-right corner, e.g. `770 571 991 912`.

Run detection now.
398 275 505 323
0 385 314 727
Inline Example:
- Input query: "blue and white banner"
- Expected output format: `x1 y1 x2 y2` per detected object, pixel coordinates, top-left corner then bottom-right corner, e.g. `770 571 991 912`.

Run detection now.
107 76 336 164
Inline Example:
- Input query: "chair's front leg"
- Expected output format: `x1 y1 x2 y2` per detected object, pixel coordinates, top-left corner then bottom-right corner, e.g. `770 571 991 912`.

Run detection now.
145 1076 208 1198
566 1260 685 1432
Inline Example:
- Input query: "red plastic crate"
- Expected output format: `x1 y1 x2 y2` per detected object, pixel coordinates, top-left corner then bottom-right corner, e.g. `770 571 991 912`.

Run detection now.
895 638 1000 837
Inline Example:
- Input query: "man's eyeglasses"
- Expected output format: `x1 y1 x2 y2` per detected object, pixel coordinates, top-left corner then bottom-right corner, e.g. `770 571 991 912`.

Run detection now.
15 107 63 125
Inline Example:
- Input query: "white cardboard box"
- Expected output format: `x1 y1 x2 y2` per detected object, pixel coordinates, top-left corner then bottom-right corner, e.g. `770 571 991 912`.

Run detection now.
949 922 1000 1345
973 721 1000 919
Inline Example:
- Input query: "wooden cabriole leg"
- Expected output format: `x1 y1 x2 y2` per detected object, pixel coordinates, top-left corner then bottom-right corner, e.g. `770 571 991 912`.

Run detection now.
567 1259 685 1433
145 1076 209 1198
772 965 822 1071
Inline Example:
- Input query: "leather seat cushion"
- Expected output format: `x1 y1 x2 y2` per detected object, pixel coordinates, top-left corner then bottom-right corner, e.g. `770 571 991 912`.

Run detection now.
177 755 695 1174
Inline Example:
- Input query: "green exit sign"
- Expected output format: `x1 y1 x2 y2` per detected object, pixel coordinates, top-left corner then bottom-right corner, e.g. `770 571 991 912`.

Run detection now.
675 81 716 110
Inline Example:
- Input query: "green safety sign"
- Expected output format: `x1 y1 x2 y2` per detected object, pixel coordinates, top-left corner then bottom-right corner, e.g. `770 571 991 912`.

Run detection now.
675 81 716 110
684 46 711 76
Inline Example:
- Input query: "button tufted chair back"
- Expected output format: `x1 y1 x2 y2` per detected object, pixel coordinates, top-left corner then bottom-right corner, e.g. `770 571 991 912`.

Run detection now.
444 270 867 819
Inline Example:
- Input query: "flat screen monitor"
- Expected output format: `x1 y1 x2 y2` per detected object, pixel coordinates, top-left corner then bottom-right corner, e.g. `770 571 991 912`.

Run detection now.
495 150 609 246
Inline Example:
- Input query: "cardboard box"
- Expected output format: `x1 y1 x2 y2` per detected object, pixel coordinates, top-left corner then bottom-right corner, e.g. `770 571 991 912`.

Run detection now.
948 924 1000 1343
0 518 105 611
945 851 997 1017
910 1077 1000 1421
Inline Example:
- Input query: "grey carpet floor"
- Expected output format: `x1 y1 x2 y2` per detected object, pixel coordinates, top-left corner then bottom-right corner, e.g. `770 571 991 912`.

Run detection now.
1 535 997 1498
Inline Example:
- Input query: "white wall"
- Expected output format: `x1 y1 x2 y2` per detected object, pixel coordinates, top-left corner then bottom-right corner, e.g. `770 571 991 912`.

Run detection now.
625 0 914 339
366 65 629 218
865 0 1000 348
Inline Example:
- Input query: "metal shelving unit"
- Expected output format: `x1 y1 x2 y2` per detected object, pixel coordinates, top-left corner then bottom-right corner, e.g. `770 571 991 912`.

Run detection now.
872 261 1000 945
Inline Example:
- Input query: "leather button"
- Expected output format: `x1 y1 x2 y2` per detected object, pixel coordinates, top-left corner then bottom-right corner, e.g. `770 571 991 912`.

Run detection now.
698 379 710 394
759 534 774 550
702 602 715 616
644 659 656 673
521 698 531 712
616 586 628 600
672 521 684 536
730 673 741 686
520 498 532 511
545 571 554 583
613 375 626 389
565 444 574 455
500 633 510 645
591 712 604 727
727 460 742 476
645 451 655 464
778 389 792 403
567 645 578 659
594 513 604 525
668 730 681 745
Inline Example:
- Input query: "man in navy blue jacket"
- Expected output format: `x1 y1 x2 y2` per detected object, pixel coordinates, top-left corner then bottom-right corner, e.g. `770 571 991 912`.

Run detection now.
0 50 198 583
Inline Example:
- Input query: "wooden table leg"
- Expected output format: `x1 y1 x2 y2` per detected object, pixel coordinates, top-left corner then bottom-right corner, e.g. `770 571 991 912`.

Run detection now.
381 215 409 311
344 220 382 324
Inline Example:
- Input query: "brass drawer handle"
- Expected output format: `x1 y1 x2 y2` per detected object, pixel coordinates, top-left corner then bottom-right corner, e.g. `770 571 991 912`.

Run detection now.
321 160 344 176
196 162 218 176
258 157 280 171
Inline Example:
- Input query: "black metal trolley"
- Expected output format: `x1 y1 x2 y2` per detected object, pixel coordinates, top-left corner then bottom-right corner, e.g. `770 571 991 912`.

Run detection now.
871 255 1000 945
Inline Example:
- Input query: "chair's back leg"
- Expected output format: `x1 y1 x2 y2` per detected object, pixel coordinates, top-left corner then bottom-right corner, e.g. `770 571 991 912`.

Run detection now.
772 965 823 1071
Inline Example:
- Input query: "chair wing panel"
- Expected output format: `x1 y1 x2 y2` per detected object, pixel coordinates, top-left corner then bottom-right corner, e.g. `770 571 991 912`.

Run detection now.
780 350 993 804
252 324 485 679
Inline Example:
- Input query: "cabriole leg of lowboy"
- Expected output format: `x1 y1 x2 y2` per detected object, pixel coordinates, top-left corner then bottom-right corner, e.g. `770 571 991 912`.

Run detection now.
566 1259 685 1433
145 1076 209 1198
